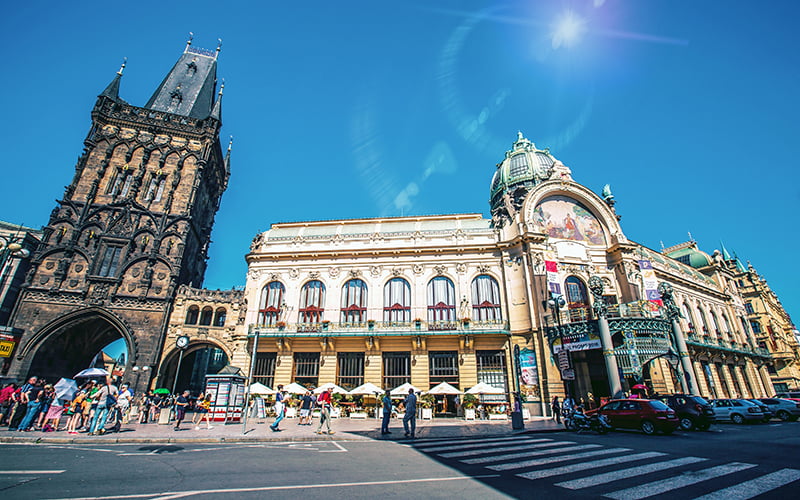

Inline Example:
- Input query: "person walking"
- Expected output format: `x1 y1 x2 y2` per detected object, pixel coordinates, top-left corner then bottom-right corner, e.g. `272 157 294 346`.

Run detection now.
298 390 313 426
403 388 417 438
16 377 44 432
551 396 561 424
174 390 190 430
380 390 392 435
88 378 118 435
0 382 17 425
270 385 287 432
315 387 334 435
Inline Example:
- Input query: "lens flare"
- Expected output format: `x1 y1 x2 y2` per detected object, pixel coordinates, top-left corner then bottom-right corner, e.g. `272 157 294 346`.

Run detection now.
552 10 586 49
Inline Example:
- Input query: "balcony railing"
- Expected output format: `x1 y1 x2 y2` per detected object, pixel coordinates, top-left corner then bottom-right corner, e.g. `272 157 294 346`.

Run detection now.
248 319 509 337
685 332 771 358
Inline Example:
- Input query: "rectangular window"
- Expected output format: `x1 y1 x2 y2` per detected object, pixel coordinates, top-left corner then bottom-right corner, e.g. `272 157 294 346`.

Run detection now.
429 351 459 387
120 174 133 197
97 246 122 277
253 352 277 388
293 352 320 388
744 302 754 315
337 352 365 390
476 350 507 402
383 352 410 389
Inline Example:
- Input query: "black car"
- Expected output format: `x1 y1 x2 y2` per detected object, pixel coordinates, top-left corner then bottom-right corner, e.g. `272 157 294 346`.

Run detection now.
658 394 715 431
746 399 774 422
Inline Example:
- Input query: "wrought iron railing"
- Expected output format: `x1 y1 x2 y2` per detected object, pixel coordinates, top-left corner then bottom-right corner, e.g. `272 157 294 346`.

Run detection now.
248 319 509 337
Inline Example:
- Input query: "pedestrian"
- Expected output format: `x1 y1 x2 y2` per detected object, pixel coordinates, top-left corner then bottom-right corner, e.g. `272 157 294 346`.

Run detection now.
380 390 392 435
116 384 132 424
316 387 334 435
403 388 417 438
195 394 213 430
88 377 118 435
299 390 313 426
16 377 44 432
192 393 206 426
36 384 56 430
0 382 17 425
174 390 190 430
66 390 87 434
270 385 286 432
551 395 561 423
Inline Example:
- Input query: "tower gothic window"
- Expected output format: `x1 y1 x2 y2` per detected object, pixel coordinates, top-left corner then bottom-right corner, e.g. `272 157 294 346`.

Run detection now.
144 175 165 202
471 275 502 321
258 281 285 326
120 174 133 197
97 246 123 277
213 308 227 327
340 279 367 324
108 169 132 197
199 306 213 326
383 278 411 323
427 276 455 323
185 305 199 325
299 280 325 324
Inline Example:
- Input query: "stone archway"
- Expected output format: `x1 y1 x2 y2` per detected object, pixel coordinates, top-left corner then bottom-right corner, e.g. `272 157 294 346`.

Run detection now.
21 307 134 385
158 341 229 395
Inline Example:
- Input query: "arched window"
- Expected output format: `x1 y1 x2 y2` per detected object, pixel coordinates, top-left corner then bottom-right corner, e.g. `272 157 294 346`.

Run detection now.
722 314 732 338
682 302 696 333
341 279 368 324
384 278 411 323
471 275 502 321
427 277 455 323
697 306 710 334
185 305 199 325
199 306 213 326
299 280 325 324
565 276 590 321
258 281 285 326
710 311 722 337
213 308 227 327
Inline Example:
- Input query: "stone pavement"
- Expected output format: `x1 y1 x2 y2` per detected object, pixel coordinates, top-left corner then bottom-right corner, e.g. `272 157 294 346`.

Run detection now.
0 415 564 445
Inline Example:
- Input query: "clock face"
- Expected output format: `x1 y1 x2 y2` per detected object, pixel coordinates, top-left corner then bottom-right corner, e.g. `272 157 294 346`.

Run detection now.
177 336 189 349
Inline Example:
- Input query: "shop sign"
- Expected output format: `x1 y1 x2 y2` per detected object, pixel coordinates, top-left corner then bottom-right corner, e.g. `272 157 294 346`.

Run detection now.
560 368 575 380
0 340 15 358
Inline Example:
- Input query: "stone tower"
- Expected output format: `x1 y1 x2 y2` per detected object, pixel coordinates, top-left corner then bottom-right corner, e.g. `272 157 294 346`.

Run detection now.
6 38 230 392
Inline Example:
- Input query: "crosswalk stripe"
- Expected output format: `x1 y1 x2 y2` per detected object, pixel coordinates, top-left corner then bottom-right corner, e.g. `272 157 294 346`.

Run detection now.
461 443 594 464
604 462 757 500
488 447 631 471
439 440 574 459
692 468 800 500
556 456 708 490
414 436 552 452
517 451 666 481
409 435 524 446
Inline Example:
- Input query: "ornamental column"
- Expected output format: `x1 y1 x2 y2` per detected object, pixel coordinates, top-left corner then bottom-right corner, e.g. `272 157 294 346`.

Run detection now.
589 276 622 398
658 282 700 395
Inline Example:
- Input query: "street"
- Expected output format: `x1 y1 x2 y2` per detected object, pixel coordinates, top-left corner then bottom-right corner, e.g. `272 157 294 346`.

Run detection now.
1 422 799 499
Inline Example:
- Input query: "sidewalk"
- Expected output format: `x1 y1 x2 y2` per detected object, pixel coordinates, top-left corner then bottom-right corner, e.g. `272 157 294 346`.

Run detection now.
0 416 565 445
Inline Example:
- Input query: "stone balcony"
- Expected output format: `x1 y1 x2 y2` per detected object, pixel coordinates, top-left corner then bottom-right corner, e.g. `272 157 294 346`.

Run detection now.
248 319 510 338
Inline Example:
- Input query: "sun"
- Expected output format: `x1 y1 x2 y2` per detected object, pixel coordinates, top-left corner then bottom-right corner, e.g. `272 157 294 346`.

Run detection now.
552 10 586 49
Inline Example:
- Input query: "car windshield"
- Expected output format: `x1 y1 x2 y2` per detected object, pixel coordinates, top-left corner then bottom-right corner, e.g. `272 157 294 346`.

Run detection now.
691 396 710 405
648 400 671 411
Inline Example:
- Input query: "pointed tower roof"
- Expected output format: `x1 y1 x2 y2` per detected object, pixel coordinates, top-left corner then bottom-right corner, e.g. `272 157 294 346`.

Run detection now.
224 136 232 175
210 81 224 121
720 241 732 260
99 59 127 102
145 36 220 119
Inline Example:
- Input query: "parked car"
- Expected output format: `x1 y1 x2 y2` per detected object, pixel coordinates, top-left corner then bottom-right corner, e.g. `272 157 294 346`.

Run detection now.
590 398 679 435
774 392 800 403
710 399 765 424
657 394 715 431
745 399 773 422
758 398 800 421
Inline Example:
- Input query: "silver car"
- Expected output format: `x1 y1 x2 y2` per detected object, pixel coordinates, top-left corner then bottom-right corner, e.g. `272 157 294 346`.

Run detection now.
758 398 800 421
710 399 765 424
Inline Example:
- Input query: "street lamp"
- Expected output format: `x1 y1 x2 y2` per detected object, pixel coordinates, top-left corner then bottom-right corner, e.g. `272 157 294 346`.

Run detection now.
131 365 151 393
0 232 31 291
547 292 573 399
172 335 190 395
242 326 261 434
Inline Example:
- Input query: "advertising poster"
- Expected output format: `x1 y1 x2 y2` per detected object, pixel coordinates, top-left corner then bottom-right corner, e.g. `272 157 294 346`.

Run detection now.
517 347 540 401
551 327 602 353
638 259 663 309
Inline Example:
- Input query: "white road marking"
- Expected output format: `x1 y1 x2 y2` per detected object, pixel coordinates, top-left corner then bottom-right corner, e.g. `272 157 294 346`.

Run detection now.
463 443 599 465
489 447 631 471
517 451 666 481
44 474 502 500
414 436 548 451
319 441 348 453
693 468 800 500
439 440 575 459
0 470 65 474
604 462 757 500
556 456 708 490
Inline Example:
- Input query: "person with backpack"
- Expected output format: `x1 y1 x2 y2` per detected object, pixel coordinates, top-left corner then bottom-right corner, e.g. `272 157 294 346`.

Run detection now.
315 387 334 435
88 377 118 435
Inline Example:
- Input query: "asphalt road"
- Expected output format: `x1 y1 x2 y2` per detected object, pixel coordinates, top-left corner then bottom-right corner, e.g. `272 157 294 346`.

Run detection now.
1 422 799 499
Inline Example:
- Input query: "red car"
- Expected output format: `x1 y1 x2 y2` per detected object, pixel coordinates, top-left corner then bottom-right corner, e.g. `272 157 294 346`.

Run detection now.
590 398 680 435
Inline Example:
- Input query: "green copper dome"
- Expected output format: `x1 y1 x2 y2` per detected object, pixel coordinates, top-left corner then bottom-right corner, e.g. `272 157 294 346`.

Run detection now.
489 132 556 219
666 247 711 268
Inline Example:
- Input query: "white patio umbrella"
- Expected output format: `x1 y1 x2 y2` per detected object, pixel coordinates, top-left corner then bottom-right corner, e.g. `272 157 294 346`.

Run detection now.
427 382 463 395
54 378 79 401
390 382 421 396
466 382 505 395
347 382 384 396
74 367 110 378
313 382 348 395
281 382 311 394
249 382 275 395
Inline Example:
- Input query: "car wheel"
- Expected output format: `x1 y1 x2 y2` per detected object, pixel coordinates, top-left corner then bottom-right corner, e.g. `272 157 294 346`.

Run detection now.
777 410 791 422
679 417 695 431
731 413 744 424
641 420 656 435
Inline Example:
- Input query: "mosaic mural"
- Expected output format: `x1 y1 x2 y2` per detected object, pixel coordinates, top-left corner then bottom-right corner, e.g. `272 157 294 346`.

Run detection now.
532 195 605 245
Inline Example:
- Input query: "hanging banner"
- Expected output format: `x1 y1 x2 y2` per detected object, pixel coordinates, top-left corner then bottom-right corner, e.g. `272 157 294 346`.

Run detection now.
545 260 561 294
517 347 540 402
638 260 663 309
551 326 602 353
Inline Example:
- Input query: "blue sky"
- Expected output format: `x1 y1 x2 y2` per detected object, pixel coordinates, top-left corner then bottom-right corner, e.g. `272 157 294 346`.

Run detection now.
1 0 798 325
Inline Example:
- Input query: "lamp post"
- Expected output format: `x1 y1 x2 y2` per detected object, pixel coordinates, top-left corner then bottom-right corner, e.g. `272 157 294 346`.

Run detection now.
0 231 31 293
242 327 261 434
131 365 151 394
548 292 573 399
172 335 190 396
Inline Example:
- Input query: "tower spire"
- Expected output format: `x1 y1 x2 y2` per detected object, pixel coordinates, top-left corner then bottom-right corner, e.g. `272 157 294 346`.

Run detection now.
98 58 127 102
224 135 233 175
146 39 219 119
211 80 224 120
